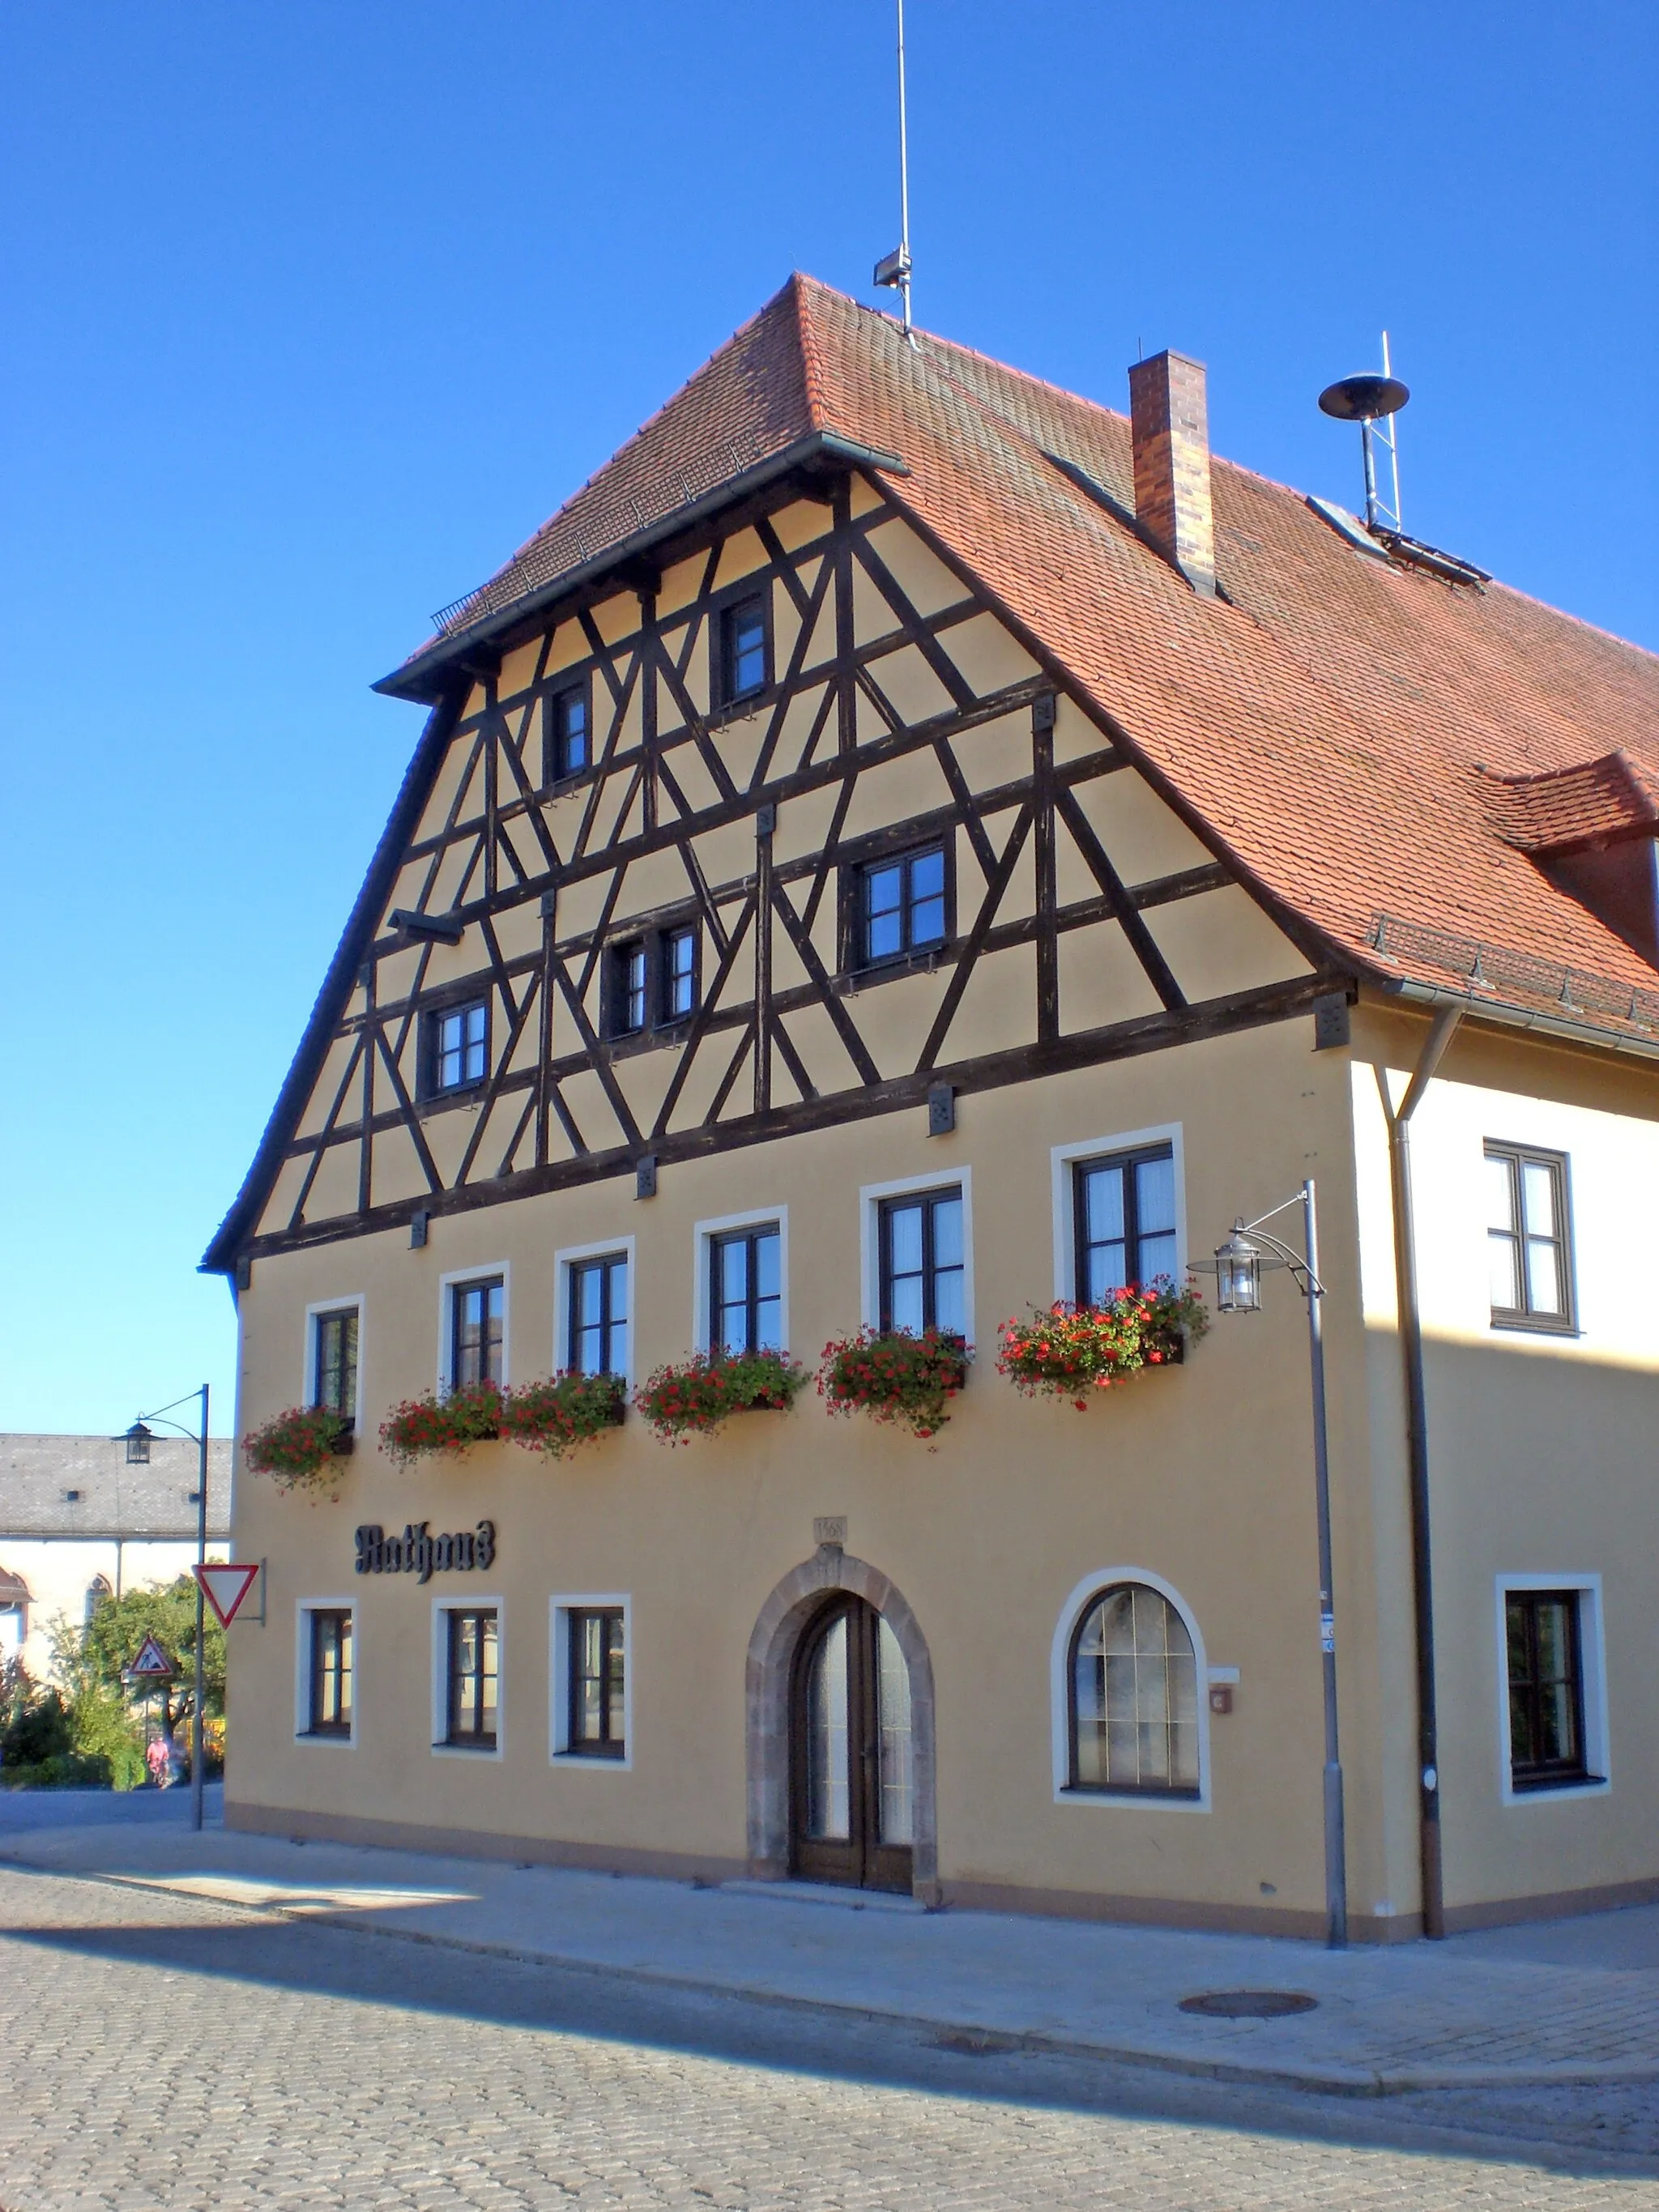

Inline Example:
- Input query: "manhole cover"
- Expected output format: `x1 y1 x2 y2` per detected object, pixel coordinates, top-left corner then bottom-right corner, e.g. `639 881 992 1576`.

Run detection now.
1179 1989 1319 2019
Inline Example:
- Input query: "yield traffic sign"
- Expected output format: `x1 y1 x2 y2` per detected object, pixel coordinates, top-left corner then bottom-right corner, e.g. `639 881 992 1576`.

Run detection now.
127 1635 175 1679
194 1562 260 1628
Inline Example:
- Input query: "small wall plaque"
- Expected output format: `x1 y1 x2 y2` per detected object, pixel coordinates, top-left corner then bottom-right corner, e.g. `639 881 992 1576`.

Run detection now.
635 1156 658 1200
410 1209 429 1249
813 1516 847 1549
927 1084 956 1137
1312 993 1351 1051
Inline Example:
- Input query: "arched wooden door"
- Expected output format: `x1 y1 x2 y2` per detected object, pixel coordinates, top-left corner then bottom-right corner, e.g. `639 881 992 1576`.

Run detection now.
790 1596 915 1893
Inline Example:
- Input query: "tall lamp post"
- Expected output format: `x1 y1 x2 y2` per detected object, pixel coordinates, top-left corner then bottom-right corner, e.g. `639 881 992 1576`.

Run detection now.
1210 1183 1347 1949
122 1387 211 1833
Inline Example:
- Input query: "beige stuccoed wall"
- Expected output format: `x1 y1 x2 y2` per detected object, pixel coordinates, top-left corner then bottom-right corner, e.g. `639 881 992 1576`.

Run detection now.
1349 1004 1659 1927
2 1541 215 1683
229 1008 1412 1935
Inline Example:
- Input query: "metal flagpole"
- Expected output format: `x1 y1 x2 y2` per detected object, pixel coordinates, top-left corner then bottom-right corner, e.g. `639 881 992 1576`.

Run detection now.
1301 1182 1348 1946
895 0 912 335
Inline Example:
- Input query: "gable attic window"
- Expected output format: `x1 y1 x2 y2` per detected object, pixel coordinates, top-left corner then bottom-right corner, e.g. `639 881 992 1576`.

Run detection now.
544 679 591 783
1482 752 1659 970
425 1000 488 1096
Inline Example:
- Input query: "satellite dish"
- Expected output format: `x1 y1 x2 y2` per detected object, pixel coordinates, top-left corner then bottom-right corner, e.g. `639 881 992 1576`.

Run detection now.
1319 373 1410 422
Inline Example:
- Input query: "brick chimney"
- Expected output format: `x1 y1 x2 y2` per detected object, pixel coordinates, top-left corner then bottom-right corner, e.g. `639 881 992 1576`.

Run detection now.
1128 349 1216 597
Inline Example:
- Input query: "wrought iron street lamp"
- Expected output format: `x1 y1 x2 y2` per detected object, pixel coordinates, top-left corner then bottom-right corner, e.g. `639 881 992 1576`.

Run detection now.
1208 1182 1348 1948
115 1387 211 1831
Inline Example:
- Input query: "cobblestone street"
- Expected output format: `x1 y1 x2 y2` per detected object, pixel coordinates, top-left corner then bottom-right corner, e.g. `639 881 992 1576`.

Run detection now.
4 1862 1658 2210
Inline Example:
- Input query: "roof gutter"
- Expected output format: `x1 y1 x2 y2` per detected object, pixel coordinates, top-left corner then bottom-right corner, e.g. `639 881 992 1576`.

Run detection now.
1382 977 1659 1064
376 430 911 703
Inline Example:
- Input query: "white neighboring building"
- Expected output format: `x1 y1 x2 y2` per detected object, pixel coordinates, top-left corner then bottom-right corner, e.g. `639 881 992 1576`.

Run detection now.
0 1436 232 1683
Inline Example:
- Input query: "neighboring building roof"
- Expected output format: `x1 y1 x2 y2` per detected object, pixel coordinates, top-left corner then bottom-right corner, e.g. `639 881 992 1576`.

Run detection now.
203 274 1659 1272
0 1436 232 1540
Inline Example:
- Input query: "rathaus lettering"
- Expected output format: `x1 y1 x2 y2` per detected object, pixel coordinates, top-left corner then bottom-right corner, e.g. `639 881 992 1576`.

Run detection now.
355 1520 496 1581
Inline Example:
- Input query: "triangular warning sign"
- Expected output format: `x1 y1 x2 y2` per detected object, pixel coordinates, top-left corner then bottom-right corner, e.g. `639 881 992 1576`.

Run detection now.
127 1635 175 1678
195 1562 260 1628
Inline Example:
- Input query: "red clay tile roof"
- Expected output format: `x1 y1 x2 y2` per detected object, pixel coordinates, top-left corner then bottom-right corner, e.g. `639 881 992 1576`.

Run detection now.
394 272 1659 1042
1479 751 1659 854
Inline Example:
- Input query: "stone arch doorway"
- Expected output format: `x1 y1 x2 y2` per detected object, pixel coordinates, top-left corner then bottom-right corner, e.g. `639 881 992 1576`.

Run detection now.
746 1547 937 1899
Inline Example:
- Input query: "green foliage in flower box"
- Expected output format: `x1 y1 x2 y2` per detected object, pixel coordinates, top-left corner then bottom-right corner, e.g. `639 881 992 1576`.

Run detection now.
378 1381 504 1467
632 1349 808 1445
242 1406 353 1494
996 1279 1209 1410
497 1372 627 1461
817 1327 968 1440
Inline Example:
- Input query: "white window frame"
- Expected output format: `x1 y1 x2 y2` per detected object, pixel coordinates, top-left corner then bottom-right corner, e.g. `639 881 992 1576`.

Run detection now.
431 1593 505 1761
554 1236 636 1384
859 1168 975 1345
1051 1123 1187 1306
549 1594 633 1769
436 1263 511 1395
294 1597 357 1748
1050 1566 1212 1812
692 1207 790 1355
1495 1572 1610 1805
302 1295 365 1427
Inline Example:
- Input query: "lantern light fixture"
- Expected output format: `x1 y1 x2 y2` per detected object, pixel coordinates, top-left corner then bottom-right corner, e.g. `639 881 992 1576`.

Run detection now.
122 1420 155 1466
1213 1223 1265 1313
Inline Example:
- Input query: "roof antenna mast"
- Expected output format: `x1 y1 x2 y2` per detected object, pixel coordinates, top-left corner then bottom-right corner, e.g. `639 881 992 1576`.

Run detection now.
1318 333 1410 535
872 0 915 342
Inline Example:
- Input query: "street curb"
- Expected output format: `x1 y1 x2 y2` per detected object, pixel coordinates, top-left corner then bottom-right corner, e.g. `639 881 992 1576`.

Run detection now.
8 1846 1659 2099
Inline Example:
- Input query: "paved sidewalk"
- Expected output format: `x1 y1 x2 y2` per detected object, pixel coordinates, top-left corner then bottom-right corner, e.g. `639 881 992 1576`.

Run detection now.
4 1811 1658 2095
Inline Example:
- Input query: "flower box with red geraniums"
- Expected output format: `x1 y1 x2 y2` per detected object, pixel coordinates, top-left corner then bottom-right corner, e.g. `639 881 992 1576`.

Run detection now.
632 1349 808 1446
378 1380 504 1468
817 1327 968 1441
497 1372 626 1461
243 1406 353 1496
996 1279 1209 1411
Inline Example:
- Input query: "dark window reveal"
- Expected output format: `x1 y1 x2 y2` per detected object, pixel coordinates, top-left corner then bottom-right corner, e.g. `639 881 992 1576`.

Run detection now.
450 1277 504 1389
1507 1590 1592 1790
308 1609 353 1737
719 594 769 704
859 846 948 966
432 1001 488 1093
879 1190 964 1336
1074 1146 1177 1302
313 1308 359 1417
568 1607 625 1757
1068 1583 1200 1796
546 682 591 782
1486 1144 1574 1331
569 1254 628 1377
446 1609 498 1748
710 1225 782 1357
605 928 697 1039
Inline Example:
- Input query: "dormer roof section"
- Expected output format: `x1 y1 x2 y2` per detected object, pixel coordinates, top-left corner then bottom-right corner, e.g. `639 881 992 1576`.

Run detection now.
1480 751 1659 855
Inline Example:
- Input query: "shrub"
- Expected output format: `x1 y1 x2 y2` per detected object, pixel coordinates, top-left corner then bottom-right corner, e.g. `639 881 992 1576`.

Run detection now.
633 1349 808 1445
499 1372 627 1460
996 1279 1209 1410
379 1381 504 1466
817 1328 968 1440
243 1404 353 1494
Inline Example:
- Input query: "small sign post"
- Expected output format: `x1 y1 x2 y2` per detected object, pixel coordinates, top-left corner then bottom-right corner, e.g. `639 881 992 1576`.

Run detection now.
194 1563 260 1629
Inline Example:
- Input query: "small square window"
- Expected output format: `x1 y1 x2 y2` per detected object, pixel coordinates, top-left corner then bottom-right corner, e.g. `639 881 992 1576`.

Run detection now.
1506 1589 1593 1790
545 681 591 782
569 1253 628 1377
719 594 769 705
879 1189 964 1336
858 846 949 967
605 927 697 1040
429 1000 488 1094
566 1607 625 1758
307 1609 353 1737
1486 1144 1574 1332
710 1225 783 1357
450 1277 504 1389
446 1608 498 1749
312 1308 359 1418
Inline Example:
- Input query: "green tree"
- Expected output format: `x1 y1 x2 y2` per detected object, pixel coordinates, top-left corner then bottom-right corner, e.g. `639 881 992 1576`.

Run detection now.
77 1576 226 1745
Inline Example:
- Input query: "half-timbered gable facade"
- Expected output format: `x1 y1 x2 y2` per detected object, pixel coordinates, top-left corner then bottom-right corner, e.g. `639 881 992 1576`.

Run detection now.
212 275 1659 1941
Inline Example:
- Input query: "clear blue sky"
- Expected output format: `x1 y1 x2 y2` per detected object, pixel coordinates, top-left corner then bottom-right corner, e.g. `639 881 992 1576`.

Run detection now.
2 2 1653 1436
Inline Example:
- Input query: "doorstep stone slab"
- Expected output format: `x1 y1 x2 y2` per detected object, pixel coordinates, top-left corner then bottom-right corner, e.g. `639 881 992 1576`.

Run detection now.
5 1818 1659 2095
722 1877 928 1914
